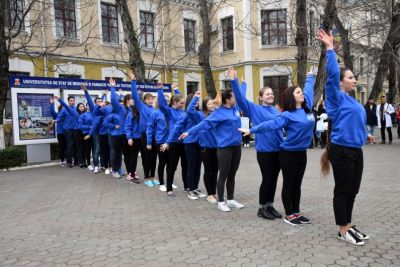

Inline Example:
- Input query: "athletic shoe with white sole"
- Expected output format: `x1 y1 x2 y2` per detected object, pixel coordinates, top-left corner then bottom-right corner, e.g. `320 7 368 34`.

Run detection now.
227 200 244 209
350 225 370 240
187 191 199 200
105 169 110 175
284 216 302 226
338 230 365 246
159 185 167 192
193 189 207 198
151 179 160 186
218 202 231 212
88 165 94 171
144 180 154 187
93 166 99 174
113 172 121 179
172 184 178 189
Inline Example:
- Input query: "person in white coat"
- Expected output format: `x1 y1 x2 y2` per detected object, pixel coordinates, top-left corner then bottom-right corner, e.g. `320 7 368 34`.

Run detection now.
376 95 395 144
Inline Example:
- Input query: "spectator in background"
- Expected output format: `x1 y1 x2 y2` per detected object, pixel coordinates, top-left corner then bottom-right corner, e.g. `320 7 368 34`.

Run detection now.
364 97 377 143
376 96 395 145
317 101 328 148
396 104 400 139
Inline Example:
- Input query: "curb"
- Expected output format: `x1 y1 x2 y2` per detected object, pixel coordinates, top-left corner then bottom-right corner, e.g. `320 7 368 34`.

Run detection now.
0 162 59 172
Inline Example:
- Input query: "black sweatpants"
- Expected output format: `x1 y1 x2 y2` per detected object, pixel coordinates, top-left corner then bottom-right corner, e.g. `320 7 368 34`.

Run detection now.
99 134 110 169
128 138 141 175
74 129 85 165
156 144 169 185
328 143 363 226
217 145 241 202
140 133 157 178
64 130 74 164
184 143 202 191
279 150 307 216
166 142 188 192
57 133 66 162
83 136 92 166
380 120 393 142
111 134 131 173
201 147 218 196
257 152 281 205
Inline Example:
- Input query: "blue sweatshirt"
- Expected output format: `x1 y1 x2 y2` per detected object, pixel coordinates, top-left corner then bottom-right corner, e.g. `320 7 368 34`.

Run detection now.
130 81 155 133
166 112 199 144
157 89 185 143
93 105 112 135
50 103 64 134
110 86 130 136
125 112 141 140
250 75 315 151
231 79 283 152
187 105 242 148
104 112 122 136
57 99 80 130
79 112 93 135
325 50 367 148
146 110 168 145
186 96 217 148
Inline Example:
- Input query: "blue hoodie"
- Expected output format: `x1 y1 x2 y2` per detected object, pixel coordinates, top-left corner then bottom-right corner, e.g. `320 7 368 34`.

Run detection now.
187 105 242 148
57 99 80 130
231 79 283 152
146 110 168 145
50 103 64 135
250 75 315 151
186 96 217 148
93 105 113 135
110 86 130 136
157 89 185 143
104 112 122 136
125 111 141 140
78 112 93 135
325 50 367 148
84 91 101 136
130 80 155 133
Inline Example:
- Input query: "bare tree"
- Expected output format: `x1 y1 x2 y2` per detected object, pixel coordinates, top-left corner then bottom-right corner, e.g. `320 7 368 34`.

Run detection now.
295 0 308 88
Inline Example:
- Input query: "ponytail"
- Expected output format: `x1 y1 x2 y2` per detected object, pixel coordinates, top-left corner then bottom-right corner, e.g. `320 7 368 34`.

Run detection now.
320 120 332 177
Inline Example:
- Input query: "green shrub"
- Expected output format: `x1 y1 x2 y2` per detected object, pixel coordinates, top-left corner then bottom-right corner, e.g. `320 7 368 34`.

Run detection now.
0 146 26 169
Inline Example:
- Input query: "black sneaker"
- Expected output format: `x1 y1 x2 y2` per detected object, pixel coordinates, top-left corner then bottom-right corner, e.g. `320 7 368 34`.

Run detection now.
284 216 302 226
257 208 274 220
130 178 140 184
267 206 282 219
295 214 311 224
338 230 365 246
68 164 73 168
350 225 370 240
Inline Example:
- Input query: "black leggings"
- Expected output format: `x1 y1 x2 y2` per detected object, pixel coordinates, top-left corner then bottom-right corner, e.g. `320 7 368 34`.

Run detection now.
128 138 141 175
111 134 130 173
57 134 66 162
279 150 307 216
156 145 169 185
201 148 218 196
140 133 157 178
74 130 85 165
257 152 281 205
184 143 202 191
328 143 363 226
217 145 241 202
99 134 110 168
166 142 187 192
83 136 92 165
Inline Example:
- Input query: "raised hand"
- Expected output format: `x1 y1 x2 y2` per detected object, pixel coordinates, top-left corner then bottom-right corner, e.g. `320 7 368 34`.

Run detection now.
109 77 116 87
80 84 87 91
307 66 314 76
238 128 250 136
157 82 163 89
195 90 201 97
53 95 59 101
128 69 136 80
317 29 334 50
227 66 237 80
50 97 54 103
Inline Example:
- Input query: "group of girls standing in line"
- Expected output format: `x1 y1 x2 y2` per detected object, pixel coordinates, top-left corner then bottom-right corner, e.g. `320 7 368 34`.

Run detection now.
51 30 373 245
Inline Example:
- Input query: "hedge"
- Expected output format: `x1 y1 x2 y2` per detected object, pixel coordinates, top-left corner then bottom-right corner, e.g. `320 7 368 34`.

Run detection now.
0 146 26 169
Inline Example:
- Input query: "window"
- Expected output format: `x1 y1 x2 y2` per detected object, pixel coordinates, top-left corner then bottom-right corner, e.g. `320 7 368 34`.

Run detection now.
184 19 196 52
223 80 232 90
261 9 287 45
186 81 198 95
359 57 364 75
221 16 234 51
5 0 25 31
105 77 123 82
263 76 288 104
58 74 81 79
139 11 154 48
54 0 77 38
101 3 119 43
309 10 315 46
6 71 30 119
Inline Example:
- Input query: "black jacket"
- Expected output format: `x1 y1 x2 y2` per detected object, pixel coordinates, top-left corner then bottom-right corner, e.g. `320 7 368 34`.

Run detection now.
364 103 377 126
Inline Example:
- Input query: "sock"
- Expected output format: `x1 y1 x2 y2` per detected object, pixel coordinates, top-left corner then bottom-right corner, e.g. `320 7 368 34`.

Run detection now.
259 204 267 209
266 202 273 207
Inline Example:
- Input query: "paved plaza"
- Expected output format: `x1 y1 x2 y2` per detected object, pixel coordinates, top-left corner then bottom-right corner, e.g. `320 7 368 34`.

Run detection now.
0 141 399 267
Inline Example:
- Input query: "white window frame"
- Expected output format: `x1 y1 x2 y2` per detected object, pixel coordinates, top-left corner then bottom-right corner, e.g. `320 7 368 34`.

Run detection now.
54 63 85 79
51 0 82 42
98 0 124 46
137 0 159 51
182 10 200 53
218 6 236 54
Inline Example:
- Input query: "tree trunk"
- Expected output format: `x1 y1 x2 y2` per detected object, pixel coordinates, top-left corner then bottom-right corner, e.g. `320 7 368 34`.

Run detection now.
0 0 9 149
387 48 398 103
333 11 353 71
313 0 337 106
369 2 400 100
198 0 216 97
115 0 146 82
295 0 308 88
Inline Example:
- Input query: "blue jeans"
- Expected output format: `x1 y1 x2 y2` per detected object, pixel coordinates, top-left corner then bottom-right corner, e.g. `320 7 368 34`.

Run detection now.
366 125 375 136
92 134 100 167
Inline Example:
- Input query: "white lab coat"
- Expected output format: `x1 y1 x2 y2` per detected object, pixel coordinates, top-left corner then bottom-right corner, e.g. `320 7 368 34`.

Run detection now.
376 103 395 128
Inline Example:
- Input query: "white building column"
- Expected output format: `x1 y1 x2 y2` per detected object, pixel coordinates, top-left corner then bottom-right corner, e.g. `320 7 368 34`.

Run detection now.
243 0 253 102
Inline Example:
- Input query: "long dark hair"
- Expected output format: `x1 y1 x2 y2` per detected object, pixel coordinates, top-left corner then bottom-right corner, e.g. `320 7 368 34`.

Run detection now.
123 94 131 108
131 105 140 123
76 103 85 114
169 94 183 107
280 85 309 113
221 89 233 105
185 94 197 111
202 96 213 116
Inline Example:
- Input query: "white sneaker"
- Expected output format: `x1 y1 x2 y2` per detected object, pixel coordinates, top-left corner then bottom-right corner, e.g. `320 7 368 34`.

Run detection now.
93 166 99 173
218 202 231 212
193 189 207 198
159 185 167 192
227 200 244 209
113 172 121 179
338 231 365 246
88 165 94 171
187 191 199 200
172 184 178 189
105 169 110 175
